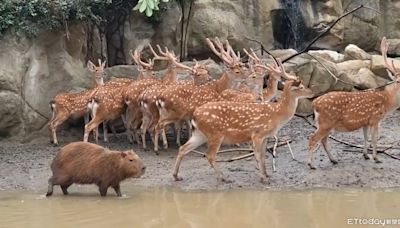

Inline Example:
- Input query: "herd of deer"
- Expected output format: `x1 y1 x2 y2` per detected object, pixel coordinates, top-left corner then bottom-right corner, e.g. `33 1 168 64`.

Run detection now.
48 37 400 184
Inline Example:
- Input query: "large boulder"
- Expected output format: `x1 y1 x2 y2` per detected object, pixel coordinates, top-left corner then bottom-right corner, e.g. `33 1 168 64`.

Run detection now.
308 50 345 63
336 60 371 72
341 0 381 52
386 39 400 57
345 68 378 89
187 0 277 57
344 44 371 61
370 55 400 80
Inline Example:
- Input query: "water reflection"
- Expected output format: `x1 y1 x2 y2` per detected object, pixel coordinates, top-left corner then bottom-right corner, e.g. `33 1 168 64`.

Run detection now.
1 187 400 228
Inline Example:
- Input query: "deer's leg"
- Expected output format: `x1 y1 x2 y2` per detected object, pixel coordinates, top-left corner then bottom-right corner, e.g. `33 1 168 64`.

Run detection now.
362 126 370 160
103 121 109 143
187 119 192 138
308 127 331 169
132 118 142 145
161 128 168 149
205 137 226 183
140 115 151 150
84 116 103 143
109 121 117 137
173 130 207 181
253 136 268 183
49 113 70 145
174 121 183 146
371 125 381 163
121 115 133 143
321 136 338 164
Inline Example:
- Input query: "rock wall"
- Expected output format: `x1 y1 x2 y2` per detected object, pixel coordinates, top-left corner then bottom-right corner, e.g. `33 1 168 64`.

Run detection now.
0 24 92 138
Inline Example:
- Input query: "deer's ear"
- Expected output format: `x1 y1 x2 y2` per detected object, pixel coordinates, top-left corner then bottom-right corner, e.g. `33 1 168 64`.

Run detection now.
87 60 95 71
101 60 107 69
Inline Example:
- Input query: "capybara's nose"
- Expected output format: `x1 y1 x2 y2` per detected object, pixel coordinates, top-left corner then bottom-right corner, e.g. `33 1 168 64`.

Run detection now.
142 166 146 172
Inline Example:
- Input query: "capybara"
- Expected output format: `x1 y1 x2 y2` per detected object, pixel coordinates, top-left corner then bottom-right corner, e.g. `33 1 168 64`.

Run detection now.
46 142 145 197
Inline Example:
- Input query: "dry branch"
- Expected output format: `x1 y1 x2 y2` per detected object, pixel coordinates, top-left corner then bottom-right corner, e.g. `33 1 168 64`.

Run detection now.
217 141 290 162
282 5 366 63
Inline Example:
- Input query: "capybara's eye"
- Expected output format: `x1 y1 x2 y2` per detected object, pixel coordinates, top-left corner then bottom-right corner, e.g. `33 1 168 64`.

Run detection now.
129 159 133 162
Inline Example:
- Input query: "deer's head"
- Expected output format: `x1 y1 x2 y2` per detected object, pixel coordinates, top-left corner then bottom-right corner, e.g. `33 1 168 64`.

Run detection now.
206 37 249 85
130 49 155 79
87 59 106 87
268 58 313 99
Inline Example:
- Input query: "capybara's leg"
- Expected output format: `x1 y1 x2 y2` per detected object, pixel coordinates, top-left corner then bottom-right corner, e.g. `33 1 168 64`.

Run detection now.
61 183 72 195
112 184 122 197
98 185 108 197
46 177 54 197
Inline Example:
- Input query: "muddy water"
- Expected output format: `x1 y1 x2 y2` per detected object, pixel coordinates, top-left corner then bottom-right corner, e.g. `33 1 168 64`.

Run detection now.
1 187 400 228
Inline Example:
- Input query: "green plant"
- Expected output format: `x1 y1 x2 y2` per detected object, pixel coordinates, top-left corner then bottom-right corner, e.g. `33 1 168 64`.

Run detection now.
0 0 170 38
133 0 170 17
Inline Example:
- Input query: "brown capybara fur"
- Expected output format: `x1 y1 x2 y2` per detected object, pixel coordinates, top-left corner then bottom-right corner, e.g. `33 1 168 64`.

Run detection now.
46 142 145 197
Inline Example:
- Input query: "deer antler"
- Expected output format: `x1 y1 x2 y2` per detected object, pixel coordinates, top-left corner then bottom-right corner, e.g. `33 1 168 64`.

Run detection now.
206 38 234 66
277 59 299 82
148 44 169 61
130 50 153 69
381 37 399 80
168 56 194 72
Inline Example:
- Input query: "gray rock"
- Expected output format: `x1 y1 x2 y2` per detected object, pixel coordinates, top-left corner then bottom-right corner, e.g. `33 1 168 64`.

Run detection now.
370 55 400 80
346 68 378 89
344 44 371 61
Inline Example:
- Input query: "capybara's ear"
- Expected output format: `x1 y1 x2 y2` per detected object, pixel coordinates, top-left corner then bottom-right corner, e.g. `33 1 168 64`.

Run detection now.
121 152 127 158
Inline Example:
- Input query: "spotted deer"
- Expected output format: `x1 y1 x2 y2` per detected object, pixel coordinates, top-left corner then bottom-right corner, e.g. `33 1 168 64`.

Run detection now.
124 49 160 144
48 60 106 145
138 45 195 152
307 37 400 169
155 38 250 138
172 59 313 183
84 50 159 143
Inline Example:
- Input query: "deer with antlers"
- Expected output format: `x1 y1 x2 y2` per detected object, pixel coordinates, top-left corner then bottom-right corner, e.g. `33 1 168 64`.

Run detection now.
172 59 313 183
154 38 250 139
83 50 160 143
137 45 196 152
48 60 107 145
307 37 400 169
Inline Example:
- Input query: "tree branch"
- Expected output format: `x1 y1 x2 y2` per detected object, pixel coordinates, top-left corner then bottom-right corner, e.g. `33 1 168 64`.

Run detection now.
282 5 366 63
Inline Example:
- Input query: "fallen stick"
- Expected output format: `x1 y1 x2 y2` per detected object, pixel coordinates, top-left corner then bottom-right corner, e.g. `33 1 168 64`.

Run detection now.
192 150 206 157
217 141 290 162
218 148 253 154
342 149 400 161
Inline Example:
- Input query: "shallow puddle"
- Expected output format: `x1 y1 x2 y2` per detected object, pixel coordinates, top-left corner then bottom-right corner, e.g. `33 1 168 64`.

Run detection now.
1 186 400 228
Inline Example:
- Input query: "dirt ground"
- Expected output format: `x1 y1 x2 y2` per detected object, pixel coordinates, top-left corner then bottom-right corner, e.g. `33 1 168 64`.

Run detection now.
1 111 400 192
